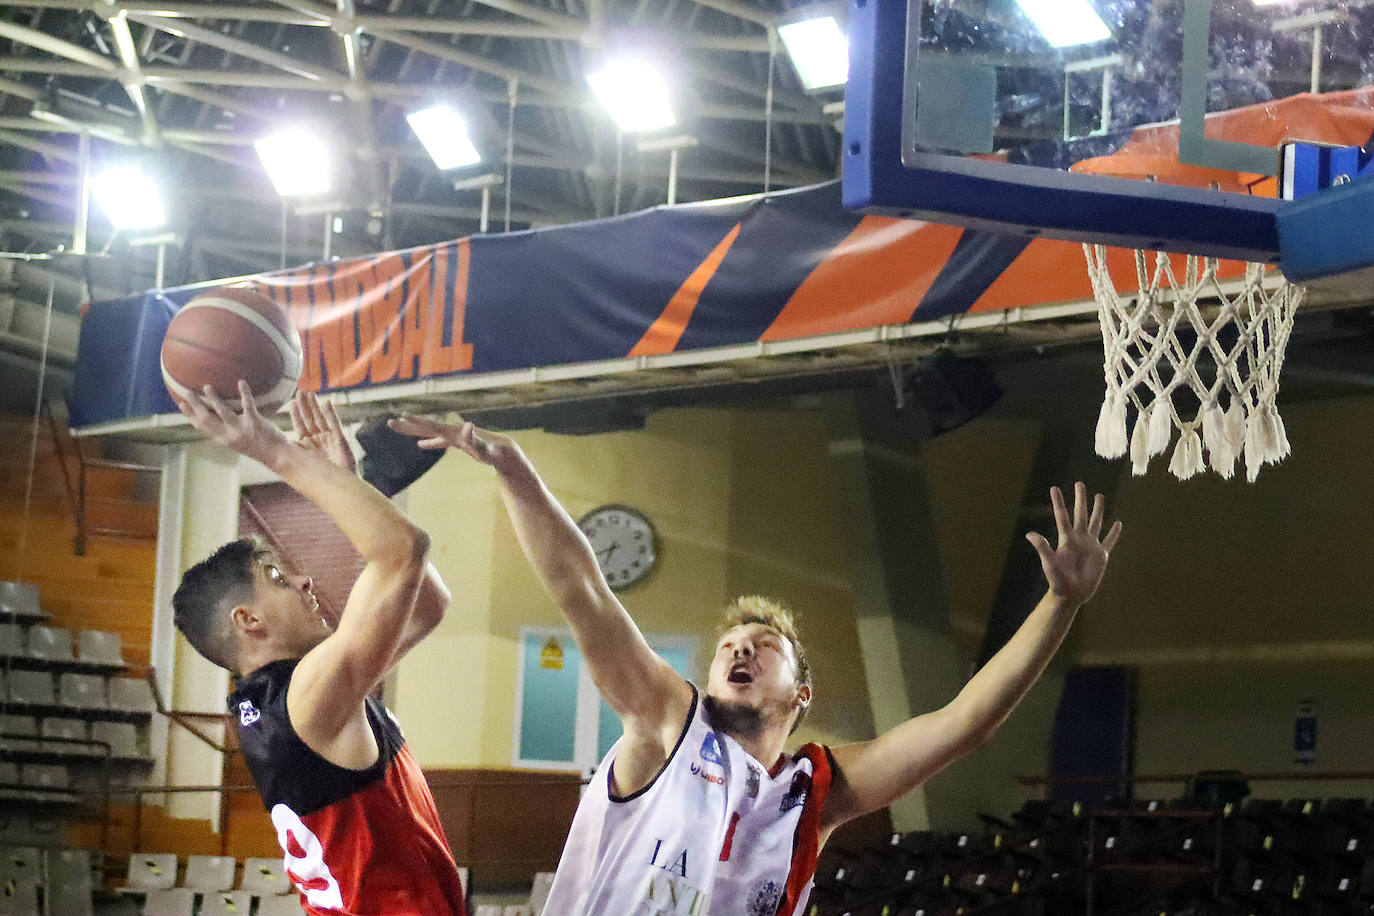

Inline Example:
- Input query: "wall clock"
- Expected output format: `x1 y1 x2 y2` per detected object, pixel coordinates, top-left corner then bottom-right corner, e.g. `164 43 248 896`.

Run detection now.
578 504 658 591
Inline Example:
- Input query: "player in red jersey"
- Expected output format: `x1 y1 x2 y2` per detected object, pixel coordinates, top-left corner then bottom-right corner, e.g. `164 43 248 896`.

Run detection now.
172 383 467 916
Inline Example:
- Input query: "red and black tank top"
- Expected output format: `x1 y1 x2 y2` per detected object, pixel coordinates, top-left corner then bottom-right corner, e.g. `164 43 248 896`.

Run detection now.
230 658 467 916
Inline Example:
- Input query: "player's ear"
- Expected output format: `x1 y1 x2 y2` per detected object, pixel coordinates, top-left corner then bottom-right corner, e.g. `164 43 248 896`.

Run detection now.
231 604 263 634
795 682 812 711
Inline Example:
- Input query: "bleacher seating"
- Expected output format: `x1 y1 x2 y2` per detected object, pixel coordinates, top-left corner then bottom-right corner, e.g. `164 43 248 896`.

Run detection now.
26 626 74 662
239 858 291 897
198 891 254 915
142 888 195 916
125 853 178 892
58 673 107 708
75 629 124 667
807 795 1374 916
182 855 235 892
45 848 95 916
254 896 304 915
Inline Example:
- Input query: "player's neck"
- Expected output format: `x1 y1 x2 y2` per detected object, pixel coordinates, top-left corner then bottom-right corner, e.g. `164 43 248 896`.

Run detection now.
723 725 790 774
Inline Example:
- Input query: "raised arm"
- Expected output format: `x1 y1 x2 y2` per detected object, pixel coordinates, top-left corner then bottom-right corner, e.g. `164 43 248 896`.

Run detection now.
177 384 442 749
289 394 450 669
389 416 691 787
822 483 1122 832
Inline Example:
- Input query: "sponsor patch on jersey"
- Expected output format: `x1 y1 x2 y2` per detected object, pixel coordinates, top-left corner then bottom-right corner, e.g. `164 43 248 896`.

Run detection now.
238 699 261 727
745 762 761 799
780 770 811 813
700 732 723 766
747 879 782 916
690 762 726 786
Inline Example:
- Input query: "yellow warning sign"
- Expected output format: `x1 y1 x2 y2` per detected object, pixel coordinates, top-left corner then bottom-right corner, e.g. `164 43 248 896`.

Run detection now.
540 637 564 670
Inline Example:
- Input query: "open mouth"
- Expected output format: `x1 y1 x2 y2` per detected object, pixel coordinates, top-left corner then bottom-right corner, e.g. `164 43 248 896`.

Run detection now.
727 665 754 685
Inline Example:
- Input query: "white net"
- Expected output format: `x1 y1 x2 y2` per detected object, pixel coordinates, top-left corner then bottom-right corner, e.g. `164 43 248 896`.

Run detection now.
1085 245 1303 481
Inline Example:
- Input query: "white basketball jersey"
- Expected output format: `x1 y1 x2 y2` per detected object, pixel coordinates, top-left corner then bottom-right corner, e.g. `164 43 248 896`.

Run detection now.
545 685 832 916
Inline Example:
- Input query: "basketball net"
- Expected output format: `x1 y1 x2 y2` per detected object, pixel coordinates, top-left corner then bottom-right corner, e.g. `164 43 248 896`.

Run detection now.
1084 245 1303 481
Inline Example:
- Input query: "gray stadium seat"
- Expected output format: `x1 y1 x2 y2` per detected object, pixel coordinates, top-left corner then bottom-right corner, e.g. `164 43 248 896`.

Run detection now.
238 858 290 896
19 765 68 790
0 583 41 620
58 674 108 709
197 892 253 915
7 671 54 706
109 678 156 713
91 722 141 759
0 623 24 656
0 879 39 916
125 853 178 892
26 626 73 662
76 630 125 666
181 855 234 892
41 718 92 755
253 896 303 915
0 716 38 749
0 846 42 885
45 849 95 916
140 889 194 916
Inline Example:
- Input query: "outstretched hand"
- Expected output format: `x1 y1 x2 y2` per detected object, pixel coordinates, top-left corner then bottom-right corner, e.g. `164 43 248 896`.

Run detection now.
174 381 291 468
1026 482 1122 607
290 391 356 474
387 415 518 467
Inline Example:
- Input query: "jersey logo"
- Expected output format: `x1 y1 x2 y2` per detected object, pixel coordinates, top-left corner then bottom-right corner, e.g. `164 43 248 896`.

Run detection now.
238 700 261 727
745 762 761 798
747 879 782 916
699 733 723 766
271 804 345 910
780 771 811 813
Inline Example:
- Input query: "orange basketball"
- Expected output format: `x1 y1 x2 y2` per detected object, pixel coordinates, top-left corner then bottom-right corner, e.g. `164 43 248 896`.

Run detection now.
160 286 303 411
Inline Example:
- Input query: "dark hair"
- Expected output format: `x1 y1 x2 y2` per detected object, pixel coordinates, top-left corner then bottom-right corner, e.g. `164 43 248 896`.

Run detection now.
172 538 269 671
717 596 813 732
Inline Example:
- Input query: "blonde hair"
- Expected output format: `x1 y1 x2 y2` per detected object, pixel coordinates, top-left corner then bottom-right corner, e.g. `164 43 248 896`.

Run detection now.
717 596 812 731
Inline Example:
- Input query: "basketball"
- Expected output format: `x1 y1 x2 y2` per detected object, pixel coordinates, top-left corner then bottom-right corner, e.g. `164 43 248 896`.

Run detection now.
160 286 303 411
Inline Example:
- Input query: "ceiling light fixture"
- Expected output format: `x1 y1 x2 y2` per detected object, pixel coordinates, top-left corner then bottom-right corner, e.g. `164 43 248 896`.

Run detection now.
407 104 483 171
778 14 849 91
89 166 166 231
587 56 677 133
254 128 332 197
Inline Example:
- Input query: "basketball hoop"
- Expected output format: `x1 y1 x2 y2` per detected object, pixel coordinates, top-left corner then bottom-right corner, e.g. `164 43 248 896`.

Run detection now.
1085 245 1303 481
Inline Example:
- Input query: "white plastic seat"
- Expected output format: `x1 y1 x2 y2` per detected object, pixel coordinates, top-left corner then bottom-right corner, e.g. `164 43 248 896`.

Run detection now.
529 870 555 915
109 678 156 713
181 855 234 892
26 626 73 662
45 848 94 916
0 847 41 885
7 671 54 706
76 630 125 666
0 624 23 656
58 674 108 709
125 853 178 892
141 888 194 916
91 722 141 759
20 764 68 789
0 879 39 916
473 907 502 916
197 892 253 915
238 858 290 896
0 583 40 618
41 718 92 755
253 896 303 915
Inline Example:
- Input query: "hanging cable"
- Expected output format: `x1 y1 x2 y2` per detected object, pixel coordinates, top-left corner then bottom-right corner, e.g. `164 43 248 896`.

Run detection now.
505 78 518 232
17 269 57 583
764 27 777 193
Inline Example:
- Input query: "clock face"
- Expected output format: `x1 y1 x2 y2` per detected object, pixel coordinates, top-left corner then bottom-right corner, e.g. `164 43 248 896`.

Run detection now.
578 505 657 591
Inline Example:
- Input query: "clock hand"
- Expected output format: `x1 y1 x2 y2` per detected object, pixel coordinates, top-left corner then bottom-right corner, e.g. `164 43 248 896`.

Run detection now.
596 543 620 562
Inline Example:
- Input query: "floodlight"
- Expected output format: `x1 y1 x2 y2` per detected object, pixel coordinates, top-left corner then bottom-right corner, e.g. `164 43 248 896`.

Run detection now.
587 57 676 133
89 166 166 231
1014 0 1111 47
406 104 482 170
778 16 849 91
254 128 332 197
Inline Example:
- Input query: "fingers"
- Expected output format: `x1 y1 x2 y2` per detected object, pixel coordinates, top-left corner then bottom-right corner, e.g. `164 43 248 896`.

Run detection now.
237 380 261 422
288 398 307 437
1049 485 1070 544
201 385 236 424
304 390 328 434
1088 492 1105 538
387 415 434 437
417 438 449 450
1025 531 1054 565
1101 520 1123 554
323 399 345 438
1072 481 1087 530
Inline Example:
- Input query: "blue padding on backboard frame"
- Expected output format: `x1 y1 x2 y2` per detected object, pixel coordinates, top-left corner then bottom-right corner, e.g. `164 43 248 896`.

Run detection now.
1277 176 1374 283
843 0 1283 264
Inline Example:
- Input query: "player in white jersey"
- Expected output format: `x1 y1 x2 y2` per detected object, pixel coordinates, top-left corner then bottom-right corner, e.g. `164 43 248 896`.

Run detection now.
391 415 1122 916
